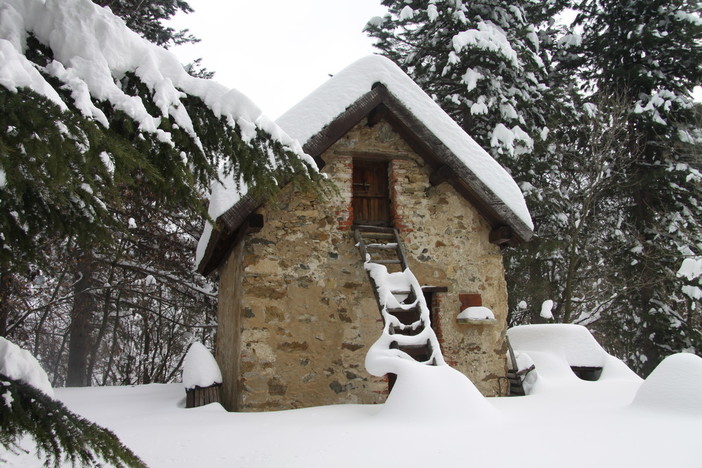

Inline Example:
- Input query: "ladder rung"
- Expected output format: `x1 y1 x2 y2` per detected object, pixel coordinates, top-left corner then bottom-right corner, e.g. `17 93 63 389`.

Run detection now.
355 225 395 233
366 243 398 250
373 259 402 265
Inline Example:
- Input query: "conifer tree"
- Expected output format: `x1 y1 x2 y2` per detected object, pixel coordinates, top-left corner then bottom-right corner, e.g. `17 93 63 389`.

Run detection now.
1 373 146 467
0 0 315 386
563 0 702 374
366 0 559 164
92 0 197 48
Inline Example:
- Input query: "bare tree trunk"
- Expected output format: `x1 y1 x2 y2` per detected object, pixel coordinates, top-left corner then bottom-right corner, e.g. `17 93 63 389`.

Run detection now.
102 293 122 386
0 271 12 337
66 252 97 387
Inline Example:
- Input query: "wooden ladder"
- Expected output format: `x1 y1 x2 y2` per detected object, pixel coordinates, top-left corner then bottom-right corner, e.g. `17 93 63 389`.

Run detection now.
505 336 533 396
354 225 439 365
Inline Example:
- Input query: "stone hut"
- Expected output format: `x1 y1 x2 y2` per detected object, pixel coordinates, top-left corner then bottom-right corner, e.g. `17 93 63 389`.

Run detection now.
195 56 533 412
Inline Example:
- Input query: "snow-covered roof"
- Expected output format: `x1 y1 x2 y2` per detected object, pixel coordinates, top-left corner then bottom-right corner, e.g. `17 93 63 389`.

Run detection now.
277 56 533 232
196 56 533 275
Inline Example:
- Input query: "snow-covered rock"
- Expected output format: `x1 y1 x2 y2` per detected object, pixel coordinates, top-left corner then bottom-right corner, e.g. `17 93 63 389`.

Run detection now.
0 337 54 397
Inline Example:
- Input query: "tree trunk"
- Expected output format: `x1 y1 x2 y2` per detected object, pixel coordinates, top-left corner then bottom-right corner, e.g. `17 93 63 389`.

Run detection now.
0 271 12 337
66 252 97 387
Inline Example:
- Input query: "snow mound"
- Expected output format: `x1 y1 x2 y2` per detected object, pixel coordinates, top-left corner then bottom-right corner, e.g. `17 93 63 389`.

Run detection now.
378 358 498 422
182 342 222 390
507 324 641 394
632 353 702 414
508 324 609 368
0 337 54 397
277 55 532 230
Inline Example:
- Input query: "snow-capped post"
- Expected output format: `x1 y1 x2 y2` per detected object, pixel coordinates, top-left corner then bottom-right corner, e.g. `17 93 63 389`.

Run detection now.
182 342 223 408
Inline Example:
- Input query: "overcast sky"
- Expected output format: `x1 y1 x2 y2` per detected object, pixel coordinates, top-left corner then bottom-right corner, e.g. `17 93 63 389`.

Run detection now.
169 0 388 119
170 2 701 118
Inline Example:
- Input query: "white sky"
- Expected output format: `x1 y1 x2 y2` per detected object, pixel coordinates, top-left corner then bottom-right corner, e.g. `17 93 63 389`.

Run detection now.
169 1 701 118
169 0 388 119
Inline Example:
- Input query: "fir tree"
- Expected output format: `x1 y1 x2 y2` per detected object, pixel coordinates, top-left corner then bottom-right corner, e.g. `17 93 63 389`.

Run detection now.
92 0 197 48
0 0 315 387
563 0 702 374
1 373 146 467
366 0 559 164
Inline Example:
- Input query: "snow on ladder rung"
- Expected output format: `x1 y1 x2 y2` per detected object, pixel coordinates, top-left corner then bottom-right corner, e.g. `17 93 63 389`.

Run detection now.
366 243 398 250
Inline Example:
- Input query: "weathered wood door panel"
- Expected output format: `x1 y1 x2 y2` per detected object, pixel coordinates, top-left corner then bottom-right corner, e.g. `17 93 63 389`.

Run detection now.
352 160 391 226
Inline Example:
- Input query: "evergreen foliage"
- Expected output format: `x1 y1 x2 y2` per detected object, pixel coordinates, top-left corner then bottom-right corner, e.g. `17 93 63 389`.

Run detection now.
0 0 316 389
564 0 702 374
92 0 197 48
0 373 146 467
365 0 558 163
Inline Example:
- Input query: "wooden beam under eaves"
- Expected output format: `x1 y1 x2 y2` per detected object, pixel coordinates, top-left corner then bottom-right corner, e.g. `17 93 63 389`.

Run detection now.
489 225 516 247
429 165 455 186
367 104 387 127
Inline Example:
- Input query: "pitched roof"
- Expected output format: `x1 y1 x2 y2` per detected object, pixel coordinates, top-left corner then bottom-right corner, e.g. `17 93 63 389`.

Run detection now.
196 56 533 275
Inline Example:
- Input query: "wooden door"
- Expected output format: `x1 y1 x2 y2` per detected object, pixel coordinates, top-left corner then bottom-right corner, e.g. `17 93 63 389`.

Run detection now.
352 160 391 226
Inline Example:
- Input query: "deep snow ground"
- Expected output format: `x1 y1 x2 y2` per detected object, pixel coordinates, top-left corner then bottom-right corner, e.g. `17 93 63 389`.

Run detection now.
4 374 701 468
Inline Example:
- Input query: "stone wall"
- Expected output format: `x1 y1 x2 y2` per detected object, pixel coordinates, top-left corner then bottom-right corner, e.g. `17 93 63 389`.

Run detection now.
215 118 510 411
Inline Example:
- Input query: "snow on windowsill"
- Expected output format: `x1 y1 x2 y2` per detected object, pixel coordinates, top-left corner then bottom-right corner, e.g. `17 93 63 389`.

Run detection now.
457 306 497 324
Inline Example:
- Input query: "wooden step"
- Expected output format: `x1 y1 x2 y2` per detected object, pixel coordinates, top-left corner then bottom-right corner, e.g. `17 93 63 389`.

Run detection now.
372 259 402 265
354 224 395 233
390 289 412 296
365 243 398 250
389 322 423 336
390 339 433 362
386 307 421 325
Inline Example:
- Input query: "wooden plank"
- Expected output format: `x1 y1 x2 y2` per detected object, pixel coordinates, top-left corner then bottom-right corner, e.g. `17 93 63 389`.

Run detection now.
333 149 413 161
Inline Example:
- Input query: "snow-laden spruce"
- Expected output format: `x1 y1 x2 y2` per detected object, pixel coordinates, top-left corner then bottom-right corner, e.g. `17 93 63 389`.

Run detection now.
0 0 312 154
1 0 317 274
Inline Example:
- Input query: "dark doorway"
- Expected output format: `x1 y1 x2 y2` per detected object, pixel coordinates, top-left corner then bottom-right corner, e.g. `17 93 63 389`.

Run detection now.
352 160 391 226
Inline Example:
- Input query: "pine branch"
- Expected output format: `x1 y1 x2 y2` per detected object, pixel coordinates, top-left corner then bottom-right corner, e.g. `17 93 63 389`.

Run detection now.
0 374 146 468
